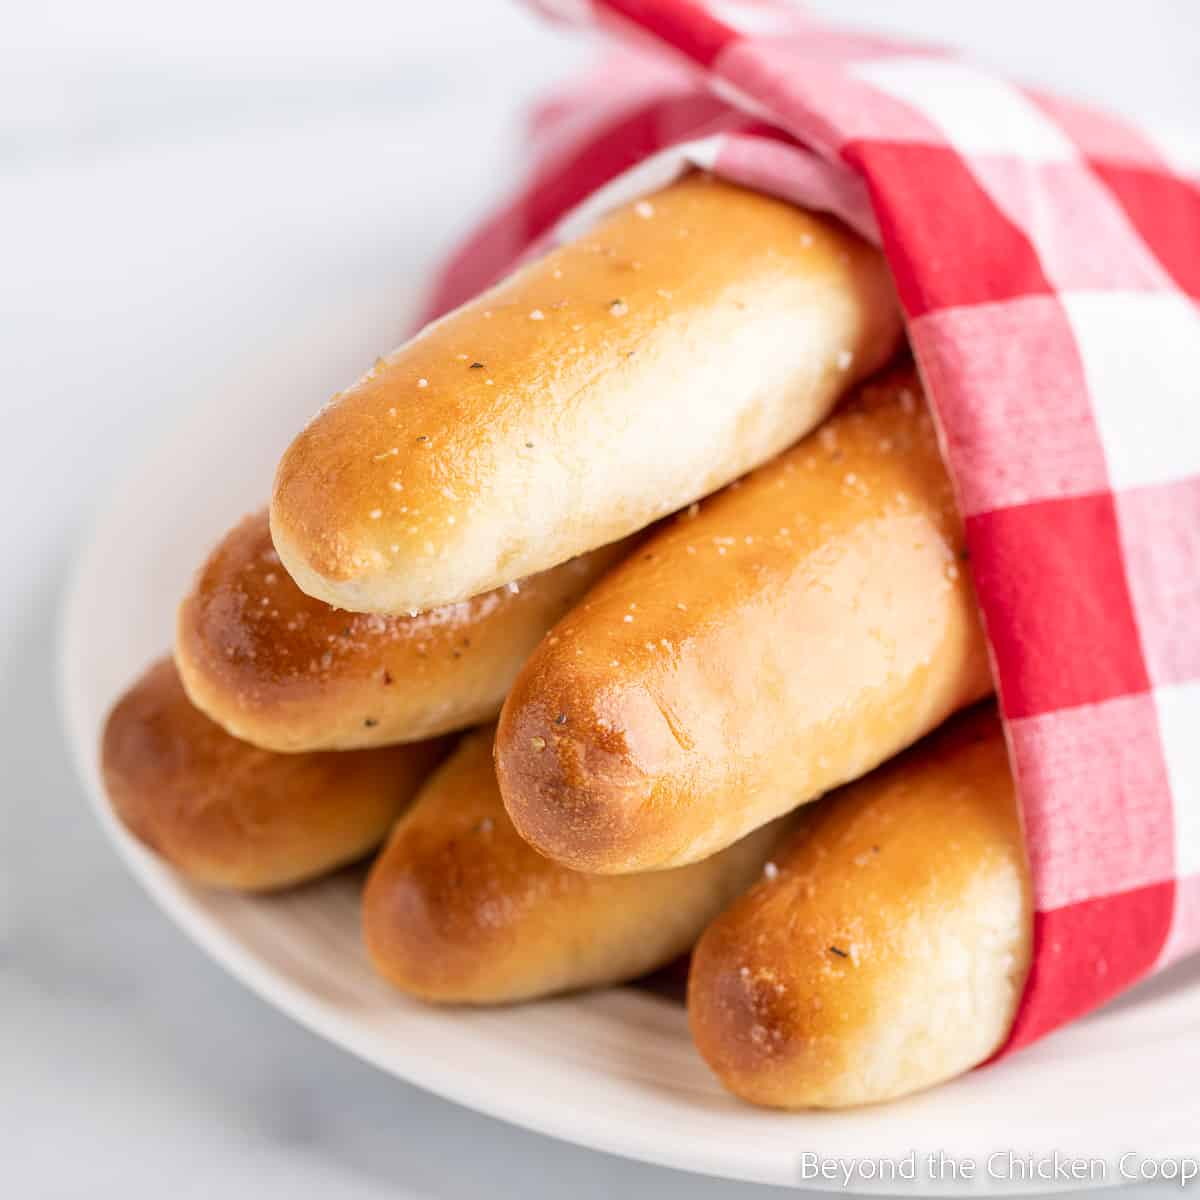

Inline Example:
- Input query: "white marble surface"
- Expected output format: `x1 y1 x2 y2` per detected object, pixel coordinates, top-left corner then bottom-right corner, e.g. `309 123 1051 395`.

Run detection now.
3 2 1197 1195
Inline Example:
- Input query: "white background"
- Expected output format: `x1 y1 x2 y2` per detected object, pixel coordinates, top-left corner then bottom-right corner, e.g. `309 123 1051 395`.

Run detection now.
3 1 1198 1196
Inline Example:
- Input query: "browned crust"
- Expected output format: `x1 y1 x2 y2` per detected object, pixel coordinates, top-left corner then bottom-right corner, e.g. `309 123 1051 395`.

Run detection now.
688 705 1032 1109
101 657 449 890
496 364 994 873
176 510 631 751
362 725 790 1004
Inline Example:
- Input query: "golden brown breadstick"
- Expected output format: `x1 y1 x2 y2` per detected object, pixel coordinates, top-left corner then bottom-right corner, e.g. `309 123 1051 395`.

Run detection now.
101 658 449 891
688 705 1031 1109
496 364 994 873
363 725 789 1004
176 510 631 752
271 174 902 614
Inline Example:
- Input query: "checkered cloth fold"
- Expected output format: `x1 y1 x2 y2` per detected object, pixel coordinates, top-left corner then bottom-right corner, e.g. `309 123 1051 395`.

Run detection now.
422 0 1200 1055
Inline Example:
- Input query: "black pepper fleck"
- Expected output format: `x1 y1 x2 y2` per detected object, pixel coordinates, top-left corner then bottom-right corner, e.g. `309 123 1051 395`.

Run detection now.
829 945 849 959
363 718 379 728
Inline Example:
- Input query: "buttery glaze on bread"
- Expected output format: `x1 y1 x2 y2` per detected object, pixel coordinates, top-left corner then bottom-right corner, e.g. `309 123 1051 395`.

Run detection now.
363 725 789 1004
688 705 1031 1109
496 364 994 873
176 510 630 752
101 658 448 890
271 174 902 613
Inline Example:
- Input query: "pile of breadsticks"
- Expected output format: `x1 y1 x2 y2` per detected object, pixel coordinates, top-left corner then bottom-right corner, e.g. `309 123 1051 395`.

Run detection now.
102 174 1032 1110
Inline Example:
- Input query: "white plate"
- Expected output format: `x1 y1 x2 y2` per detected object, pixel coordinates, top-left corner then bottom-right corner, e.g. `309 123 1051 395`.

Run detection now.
59 333 1200 1193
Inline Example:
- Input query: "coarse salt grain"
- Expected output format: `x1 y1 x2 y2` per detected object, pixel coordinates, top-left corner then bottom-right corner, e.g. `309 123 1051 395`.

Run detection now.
763 861 779 880
634 200 654 219
368 508 382 519
529 309 545 321
836 349 854 371
417 378 428 388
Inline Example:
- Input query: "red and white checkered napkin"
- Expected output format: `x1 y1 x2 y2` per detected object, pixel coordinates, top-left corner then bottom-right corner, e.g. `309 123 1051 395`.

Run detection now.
422 0 1200 1056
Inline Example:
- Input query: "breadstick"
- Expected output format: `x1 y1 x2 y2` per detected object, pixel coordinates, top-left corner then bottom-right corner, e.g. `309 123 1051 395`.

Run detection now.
101 658 448 890
688 705 1031 1108
363 725 789 1004
271 174 901 613
496 364 993 872
176 510 630 752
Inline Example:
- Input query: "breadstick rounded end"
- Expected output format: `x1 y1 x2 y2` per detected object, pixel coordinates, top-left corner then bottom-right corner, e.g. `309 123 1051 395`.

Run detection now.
101 658 444 891
495 668 670 875
688 709 1032 1109
269 391 513 615
362 727 588 1004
